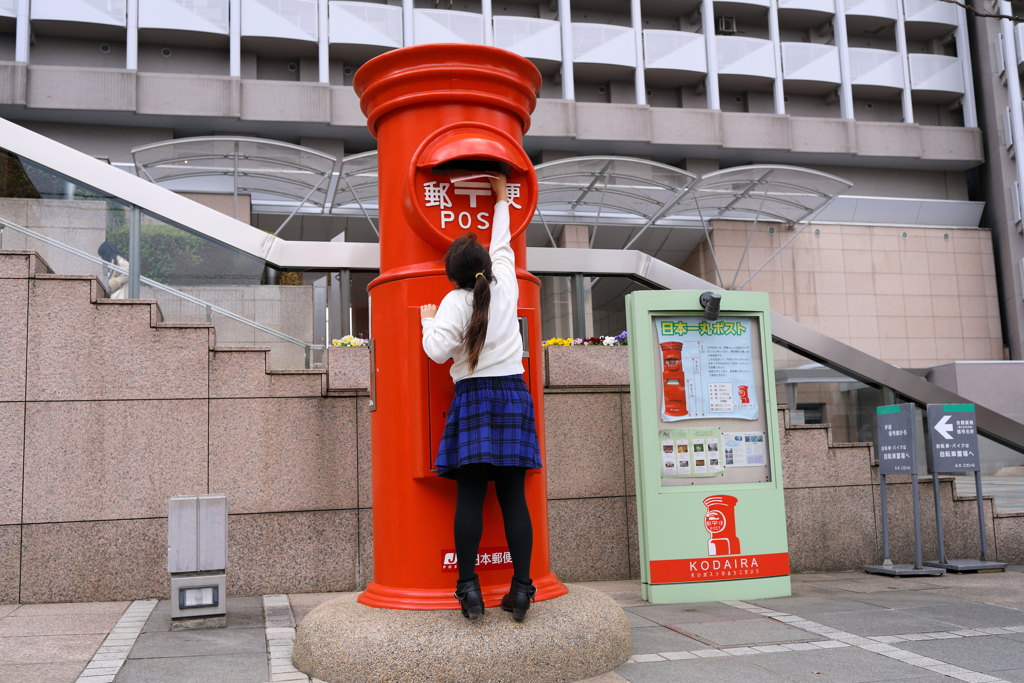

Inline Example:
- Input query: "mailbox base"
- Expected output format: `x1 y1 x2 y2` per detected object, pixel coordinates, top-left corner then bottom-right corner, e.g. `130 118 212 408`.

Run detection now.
294 586 629 683
863 564 945 577
923 559 1006 573
358 571 566 610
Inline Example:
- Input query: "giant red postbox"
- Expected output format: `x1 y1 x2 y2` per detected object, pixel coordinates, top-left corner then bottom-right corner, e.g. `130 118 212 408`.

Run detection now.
354 44 568 609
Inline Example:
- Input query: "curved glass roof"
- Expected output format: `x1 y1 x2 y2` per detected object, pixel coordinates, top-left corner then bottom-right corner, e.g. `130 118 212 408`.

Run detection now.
674 165 853 226
328 150 380 235
131 143 852 271
132 137 338 225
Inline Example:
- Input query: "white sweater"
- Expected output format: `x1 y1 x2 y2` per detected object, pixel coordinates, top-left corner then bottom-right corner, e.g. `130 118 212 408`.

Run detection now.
421 200 524 382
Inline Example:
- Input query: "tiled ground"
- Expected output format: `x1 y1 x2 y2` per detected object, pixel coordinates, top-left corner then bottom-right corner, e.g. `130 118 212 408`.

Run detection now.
2 570 1024 682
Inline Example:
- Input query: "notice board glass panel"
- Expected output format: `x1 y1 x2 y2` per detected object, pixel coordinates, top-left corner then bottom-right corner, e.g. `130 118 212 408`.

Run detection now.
650 315 771 486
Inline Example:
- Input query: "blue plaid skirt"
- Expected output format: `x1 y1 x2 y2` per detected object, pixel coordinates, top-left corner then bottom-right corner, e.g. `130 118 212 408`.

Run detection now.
435 375 542 479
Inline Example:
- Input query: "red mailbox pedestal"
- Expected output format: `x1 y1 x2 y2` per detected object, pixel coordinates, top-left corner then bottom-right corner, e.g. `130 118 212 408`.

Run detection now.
354 44 567 610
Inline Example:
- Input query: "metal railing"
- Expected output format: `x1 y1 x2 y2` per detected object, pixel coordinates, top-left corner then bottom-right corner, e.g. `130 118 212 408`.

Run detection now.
528 246 1024 455
0 217 322 368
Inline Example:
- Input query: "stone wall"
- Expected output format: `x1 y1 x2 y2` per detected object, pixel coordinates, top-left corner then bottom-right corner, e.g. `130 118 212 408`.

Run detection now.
683 221 1004 368
1 250 1022 604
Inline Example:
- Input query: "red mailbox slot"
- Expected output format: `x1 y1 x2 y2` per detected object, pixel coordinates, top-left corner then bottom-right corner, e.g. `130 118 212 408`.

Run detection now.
354 44 566 610
660 341 688 417
704 495 741 556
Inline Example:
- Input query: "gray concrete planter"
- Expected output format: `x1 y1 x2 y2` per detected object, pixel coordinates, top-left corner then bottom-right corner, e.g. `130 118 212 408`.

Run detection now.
326 345 370 392
543 345 630 387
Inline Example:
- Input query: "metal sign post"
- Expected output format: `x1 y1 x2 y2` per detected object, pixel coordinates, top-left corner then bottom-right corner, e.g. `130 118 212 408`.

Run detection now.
922 404 1006 573
864 404 943 576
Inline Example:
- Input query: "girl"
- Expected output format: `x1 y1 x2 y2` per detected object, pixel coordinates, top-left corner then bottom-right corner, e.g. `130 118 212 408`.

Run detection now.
98 240 130 300
420 173 542 622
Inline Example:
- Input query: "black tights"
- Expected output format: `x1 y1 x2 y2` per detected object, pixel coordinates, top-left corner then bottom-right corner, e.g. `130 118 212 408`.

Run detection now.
454 464 533 583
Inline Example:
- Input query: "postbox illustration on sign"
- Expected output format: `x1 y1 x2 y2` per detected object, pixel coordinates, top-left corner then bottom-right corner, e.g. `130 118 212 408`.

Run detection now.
653 316 759 421
704 495 741 556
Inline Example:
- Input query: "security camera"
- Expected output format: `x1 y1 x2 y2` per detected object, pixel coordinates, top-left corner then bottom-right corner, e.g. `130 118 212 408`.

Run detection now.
700 291 722 321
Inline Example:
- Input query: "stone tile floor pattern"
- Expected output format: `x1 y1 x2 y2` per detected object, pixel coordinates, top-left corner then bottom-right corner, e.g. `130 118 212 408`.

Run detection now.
1 569 1024 681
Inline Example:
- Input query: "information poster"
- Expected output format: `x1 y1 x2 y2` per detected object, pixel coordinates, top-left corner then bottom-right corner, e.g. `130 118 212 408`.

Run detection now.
721 432 768 468
659 428 724 477
654 316 759 422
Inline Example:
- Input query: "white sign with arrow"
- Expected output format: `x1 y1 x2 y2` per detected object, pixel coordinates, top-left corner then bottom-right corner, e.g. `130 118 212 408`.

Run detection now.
933 414 954 441
926 404 979 473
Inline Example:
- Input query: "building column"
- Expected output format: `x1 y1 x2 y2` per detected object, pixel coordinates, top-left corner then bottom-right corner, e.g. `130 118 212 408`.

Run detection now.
1001 1 1024 234
954 4 977 128
230 0 241 77
832 0 854 119
318 0 330 83
15 0 29 63
769 0 785 114
482 0 493 46
127 0 138 70
894 0 913 123
631 0 646 104
701 0 720 110
403 0 414 45
558 0 575 100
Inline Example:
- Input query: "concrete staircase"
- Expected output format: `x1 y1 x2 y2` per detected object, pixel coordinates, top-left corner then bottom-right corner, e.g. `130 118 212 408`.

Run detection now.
0 250 370 604
779 407 1024 570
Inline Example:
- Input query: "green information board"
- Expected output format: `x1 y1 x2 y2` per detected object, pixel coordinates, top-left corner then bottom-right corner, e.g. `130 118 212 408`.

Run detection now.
626 290 791 603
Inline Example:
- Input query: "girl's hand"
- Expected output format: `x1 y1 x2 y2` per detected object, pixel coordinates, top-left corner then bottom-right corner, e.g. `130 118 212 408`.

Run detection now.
420 304 438 319
489 174 507 203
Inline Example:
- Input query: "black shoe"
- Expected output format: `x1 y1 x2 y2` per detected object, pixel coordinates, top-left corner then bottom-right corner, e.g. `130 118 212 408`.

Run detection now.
454 576 484 619
500 576 536 622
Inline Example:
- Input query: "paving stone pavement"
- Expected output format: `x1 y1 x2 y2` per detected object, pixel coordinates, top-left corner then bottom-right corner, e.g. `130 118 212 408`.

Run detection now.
2 569 1024 682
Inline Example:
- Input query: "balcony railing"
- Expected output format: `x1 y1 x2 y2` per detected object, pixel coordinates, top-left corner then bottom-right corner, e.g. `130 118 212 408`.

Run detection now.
414 9 484 45
777 0 836 14
572 23 637 68
493 16 562 62
241 0 319 42
845 0 898 21
140 0 230 35
903 0 957 26
848 47 904 89
329 1 403 50
716 36 775 79
909 53 965 96
781 42 841 85
32 0 126 26
643 30 707 74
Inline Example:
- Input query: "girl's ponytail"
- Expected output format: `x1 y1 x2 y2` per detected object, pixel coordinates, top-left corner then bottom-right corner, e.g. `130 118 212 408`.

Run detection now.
465 271 491 373
444 234 494 373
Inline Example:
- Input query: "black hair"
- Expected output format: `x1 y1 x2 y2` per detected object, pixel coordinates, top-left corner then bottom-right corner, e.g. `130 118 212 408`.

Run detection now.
444 234 494 373
98 240 123 264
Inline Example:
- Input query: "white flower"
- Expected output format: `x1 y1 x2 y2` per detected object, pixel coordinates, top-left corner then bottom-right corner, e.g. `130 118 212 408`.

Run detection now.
602 336 616 346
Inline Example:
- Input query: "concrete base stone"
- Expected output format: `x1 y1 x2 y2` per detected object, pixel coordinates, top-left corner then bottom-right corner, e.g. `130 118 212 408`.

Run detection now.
292 586 631 683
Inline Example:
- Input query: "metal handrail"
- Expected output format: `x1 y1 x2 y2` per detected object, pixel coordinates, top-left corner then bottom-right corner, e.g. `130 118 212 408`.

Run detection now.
0 218 322 365
526 246 1024 454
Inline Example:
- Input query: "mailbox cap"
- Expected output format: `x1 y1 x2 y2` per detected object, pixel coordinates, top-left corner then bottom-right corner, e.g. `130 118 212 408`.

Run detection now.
354 44 541 137
417 126 532 174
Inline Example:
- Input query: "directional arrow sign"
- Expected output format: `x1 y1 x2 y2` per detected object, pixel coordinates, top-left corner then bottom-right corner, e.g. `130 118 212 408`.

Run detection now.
926 404 979 474
933 415 954 441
